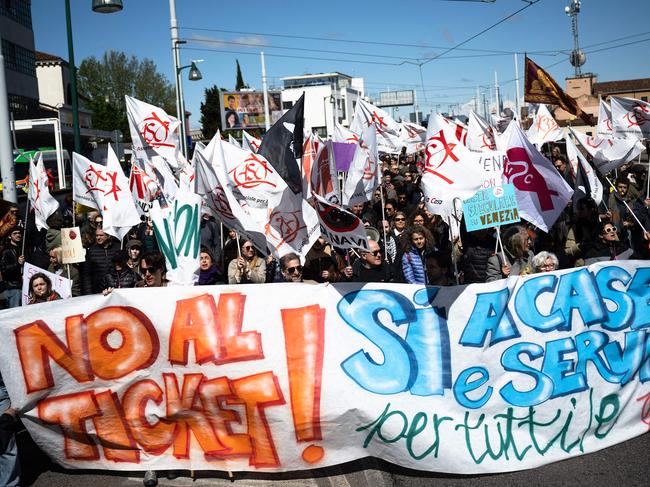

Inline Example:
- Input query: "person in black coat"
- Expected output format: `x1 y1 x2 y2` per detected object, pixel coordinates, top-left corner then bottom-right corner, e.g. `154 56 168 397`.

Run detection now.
83 228 121 295
460 227 496 284
583 221 635 265
351 239 394 283
101 251 139 294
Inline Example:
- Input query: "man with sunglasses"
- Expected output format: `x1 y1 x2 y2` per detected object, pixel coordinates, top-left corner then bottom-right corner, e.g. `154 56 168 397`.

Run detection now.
350 239 394 283
280 253 304 283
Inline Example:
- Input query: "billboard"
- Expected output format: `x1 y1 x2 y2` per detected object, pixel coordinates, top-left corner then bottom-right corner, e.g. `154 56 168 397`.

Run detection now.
221 91 282 130
378 90 414 107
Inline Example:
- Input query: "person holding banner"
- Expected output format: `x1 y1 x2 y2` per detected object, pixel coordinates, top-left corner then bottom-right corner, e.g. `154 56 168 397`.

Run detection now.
27 273 61 304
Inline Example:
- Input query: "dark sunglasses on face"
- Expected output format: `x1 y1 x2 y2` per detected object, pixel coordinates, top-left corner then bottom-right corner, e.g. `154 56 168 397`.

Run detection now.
242 245 253 250
366 250 382 257
395 217 405 221
141 266 158 275
286 265 303 274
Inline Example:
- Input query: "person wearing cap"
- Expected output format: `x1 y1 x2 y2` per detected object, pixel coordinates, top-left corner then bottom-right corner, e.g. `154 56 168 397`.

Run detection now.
1 226 25 308
126 239 143 278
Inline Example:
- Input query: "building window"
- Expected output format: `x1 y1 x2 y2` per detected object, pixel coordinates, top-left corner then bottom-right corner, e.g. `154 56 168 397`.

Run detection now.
7 93 39 117
0 0 32 29
313 126 327 138
1 38 36 77
282 101 293 110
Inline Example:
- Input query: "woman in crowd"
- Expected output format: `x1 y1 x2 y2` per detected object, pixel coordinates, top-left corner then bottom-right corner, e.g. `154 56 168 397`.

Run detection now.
583 221 634 264
401 225 436 284
48 246 81 296
486 225 534 281
197 248 222 285
391 211 408 240
126 239 143 278
228 240 266 284
27 273 61 304
532 251 559 273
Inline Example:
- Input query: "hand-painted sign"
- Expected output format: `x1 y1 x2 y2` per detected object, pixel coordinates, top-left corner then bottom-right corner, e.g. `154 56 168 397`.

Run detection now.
1 261 649 473
463 183 520 231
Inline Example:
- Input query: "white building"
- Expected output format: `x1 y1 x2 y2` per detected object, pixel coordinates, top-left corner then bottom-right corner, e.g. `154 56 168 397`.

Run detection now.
280 72 364 137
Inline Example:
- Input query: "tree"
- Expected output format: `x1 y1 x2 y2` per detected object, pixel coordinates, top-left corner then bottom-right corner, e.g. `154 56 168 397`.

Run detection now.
77 50 177 140
235 59 247 91
200 85 227 140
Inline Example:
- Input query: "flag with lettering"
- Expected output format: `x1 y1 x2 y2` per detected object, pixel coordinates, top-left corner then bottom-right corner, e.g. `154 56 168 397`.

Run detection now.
466 111 496 152
102 145 141 241
569 127 646 175
312 193 368 252
597 99 613 138
566 135 603 210
526 104 564 147
258 94 305 194
29 154 59 231
501 122 573 232
125 95 181 169
342 125 379 207
610 95 650 140
420 113 484 217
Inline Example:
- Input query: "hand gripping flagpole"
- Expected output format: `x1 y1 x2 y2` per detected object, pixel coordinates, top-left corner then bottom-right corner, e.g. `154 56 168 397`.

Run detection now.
605 176 648 234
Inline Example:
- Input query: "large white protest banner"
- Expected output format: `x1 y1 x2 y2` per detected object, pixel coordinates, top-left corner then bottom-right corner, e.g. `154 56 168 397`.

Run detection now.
1 261 649 474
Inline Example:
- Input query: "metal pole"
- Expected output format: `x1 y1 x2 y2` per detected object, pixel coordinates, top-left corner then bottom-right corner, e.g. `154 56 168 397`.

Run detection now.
494 71 500 117
54 118 65 189
414 90 419 125
9 111 17 150
169 0 187 158
261 51 271 132
0 54 17 203
64 0 81 154
514 53 521 119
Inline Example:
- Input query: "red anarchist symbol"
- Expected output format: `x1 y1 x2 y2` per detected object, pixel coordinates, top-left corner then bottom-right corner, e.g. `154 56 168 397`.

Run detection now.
230 153 277 189
104 171 121 202
140 111 175 148
424 130 459 184
536 115 559 139
84 166 107 194
625 104 650 128
32 178 41 202
265 208 305 248
480 129 496 151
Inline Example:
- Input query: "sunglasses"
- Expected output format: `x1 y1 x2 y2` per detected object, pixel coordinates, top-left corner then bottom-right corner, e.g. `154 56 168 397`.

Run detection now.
394 217 405 221
286 265 303 274
242 245 254 250
141 266 158 275
603 227 617 234
366 250 382 257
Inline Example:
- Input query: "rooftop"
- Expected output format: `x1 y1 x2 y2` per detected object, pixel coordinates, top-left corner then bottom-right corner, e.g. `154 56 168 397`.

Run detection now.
35 51 67 65
281 72 352 81
593 78 650 95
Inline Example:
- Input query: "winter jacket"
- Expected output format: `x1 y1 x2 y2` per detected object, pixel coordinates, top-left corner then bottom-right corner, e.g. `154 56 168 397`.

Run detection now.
0 244 22 290
351 259 394 283
102 267 139 290
82 239 121 294
48 263 82 297
227 257 266 284
461 244 493 284
401 247 427 285
197 265 222 285
486 249 534 282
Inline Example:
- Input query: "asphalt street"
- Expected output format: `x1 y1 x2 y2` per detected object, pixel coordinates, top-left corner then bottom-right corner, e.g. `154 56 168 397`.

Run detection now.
15 427 650 487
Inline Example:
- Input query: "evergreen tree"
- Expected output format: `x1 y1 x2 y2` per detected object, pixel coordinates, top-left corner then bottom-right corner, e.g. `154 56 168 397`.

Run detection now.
200 85 226 139
235 60 247 90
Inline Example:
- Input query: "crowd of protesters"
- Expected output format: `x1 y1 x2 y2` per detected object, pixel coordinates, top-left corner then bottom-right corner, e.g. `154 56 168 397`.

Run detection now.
1 146 650 309
1 143 650 487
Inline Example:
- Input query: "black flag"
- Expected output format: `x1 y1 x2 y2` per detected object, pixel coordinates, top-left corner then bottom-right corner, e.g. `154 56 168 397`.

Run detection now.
258 93 305 194
573 156 591 212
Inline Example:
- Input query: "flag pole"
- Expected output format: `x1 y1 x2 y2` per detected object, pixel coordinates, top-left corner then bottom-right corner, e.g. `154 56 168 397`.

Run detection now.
235 232 241 258
22 196 30 257
379 184 388 261
605 176 648 233
496 226 507 266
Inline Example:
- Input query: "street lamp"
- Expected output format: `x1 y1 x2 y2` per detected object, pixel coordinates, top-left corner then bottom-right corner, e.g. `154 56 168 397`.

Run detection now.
91 0 123 13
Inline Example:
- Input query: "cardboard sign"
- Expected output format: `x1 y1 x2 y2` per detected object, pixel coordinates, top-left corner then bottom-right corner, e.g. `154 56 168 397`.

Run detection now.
61 227 86 264
463 183 520 232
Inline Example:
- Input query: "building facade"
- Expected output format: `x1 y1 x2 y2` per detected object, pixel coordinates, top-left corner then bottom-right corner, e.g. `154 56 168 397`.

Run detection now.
0 0 40 119
280 72 364 137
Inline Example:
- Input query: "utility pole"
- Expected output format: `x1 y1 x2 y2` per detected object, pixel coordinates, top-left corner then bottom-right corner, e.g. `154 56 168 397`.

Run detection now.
0 54 17 202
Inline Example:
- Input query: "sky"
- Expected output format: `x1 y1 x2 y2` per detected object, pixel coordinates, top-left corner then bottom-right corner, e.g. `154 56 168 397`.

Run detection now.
32 0 650 129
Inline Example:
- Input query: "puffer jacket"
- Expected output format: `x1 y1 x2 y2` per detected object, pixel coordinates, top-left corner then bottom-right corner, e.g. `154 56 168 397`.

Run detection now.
401 247 427 285
82 240 121 294
102 267 139 290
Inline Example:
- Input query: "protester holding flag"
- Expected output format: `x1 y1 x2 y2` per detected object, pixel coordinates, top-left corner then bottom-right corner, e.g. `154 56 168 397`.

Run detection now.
228 239 266 284
302 237 344 283
486 225 534 282
0 227 25 308
27 272 61 304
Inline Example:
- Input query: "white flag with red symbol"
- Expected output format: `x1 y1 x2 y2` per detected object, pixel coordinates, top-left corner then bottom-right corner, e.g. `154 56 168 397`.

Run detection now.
125 95 181 169
310 139 340 205
194 136 267 253
501 122 573 232
333 123 360 144
526 104 564 147
102 145 141 241
569 127 645 175
399 121 427 154
129 158 165 216
467 111 496 152
610 96 650 140
312 193 368 252
597 99 613 138
241 130 262 152
349 98 400 137
565 135 603 206
72 152 105 211
29 154 59 231
264 185 320 262
420 113 484 217
342 125 379 207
